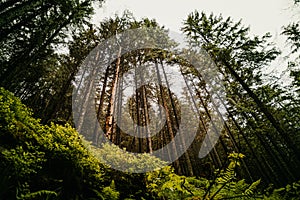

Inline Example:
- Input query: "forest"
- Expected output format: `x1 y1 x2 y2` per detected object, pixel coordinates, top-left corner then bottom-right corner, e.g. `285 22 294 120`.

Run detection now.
0 0 300 199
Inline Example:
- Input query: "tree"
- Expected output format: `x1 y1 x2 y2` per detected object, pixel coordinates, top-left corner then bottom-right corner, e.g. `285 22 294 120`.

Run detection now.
182 11 300 186
0 0 104 123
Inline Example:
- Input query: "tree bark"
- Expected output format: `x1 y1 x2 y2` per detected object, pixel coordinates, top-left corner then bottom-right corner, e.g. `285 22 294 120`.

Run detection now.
105 46 122 140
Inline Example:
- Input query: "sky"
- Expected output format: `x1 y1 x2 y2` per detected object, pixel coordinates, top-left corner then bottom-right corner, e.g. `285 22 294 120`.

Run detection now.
92 0 297 80
93 0 295 35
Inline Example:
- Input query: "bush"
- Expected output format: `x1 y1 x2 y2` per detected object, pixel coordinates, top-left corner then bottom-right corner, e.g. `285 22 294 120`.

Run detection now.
0 87 118 199
145 153 262 200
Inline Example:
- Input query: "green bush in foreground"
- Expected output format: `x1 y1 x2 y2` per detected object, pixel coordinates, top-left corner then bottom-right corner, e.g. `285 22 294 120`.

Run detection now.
145 153 262 200
0 87 118 199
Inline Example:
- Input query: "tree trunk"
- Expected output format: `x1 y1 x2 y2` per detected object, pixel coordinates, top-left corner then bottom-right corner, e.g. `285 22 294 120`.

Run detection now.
106 46 122 140
155 60 182 174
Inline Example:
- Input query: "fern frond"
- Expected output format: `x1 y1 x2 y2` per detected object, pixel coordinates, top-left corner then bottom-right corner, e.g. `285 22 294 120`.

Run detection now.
243 179 261 197
19 190 57 200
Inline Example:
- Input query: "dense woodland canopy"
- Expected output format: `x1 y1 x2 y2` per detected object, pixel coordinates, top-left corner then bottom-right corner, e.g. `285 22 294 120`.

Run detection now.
1 0 300 199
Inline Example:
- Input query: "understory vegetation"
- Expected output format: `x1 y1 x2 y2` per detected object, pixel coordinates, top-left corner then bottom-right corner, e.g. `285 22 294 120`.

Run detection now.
1 87 299 199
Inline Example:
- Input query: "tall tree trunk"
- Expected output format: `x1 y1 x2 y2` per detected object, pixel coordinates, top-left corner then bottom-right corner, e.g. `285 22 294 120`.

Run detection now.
134 62 142 152
155 60 182 174
76 52 100 133
106 46 122 140
139 60 153 153
161 61 194 175
92 57 111 145
181 67 222 169
220 57 300 160
115 72 124 145
188 73 228 168
155 84 172 161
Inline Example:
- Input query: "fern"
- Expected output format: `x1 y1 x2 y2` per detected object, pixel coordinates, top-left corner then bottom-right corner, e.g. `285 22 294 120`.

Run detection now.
18 190 57 200
243 179 261 197
204 153 262 200
216 153 244 184
267 180 300 199
216 162 236 184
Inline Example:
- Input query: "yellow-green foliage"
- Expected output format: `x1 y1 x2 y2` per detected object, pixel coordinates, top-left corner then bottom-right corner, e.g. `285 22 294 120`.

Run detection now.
146 153 262 200
92 143 167 173
146 166 209 199
264 180 300 200
89 142 169 199
0 87 118 199
101 180 120 200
